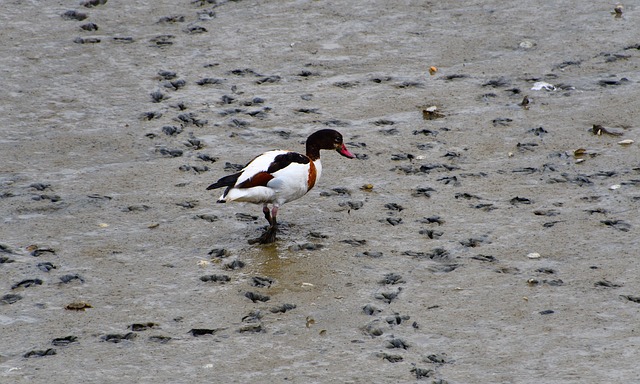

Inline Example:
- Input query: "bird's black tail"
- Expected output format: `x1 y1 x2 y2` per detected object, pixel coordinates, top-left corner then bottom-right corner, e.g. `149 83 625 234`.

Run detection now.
207 172 242 202
206 172 241 190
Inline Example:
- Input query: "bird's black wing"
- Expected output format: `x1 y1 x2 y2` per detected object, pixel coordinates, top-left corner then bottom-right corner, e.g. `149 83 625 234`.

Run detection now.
266 152 309 173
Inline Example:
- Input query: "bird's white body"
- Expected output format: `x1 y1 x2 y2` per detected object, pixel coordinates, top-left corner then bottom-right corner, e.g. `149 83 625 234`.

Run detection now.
220 150 323 206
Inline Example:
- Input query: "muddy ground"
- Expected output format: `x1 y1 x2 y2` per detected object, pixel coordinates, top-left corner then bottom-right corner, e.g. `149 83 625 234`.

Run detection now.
1 1 640 383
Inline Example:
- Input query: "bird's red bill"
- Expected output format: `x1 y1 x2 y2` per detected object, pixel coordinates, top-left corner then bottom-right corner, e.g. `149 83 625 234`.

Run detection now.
338 144 355 159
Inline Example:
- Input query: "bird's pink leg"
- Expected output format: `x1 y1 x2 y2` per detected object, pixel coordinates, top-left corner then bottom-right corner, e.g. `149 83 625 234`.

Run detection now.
270 205 279 226
249 204 279 244
262 204 272 225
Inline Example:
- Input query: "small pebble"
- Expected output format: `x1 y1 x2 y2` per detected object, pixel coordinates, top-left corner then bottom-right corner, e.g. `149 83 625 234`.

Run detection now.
1 294 22 305
130 322 159 331
102 333 137 343
238 324 264 333
386 338 409 349
200 275 231 283
362 304 382 315
270 303 296 313
11 279 43 289
189 328 218 337
224 259 245 270
149 335 172 343
245 291 270 303
527 252 541 259
251 276 275 288
24 349 56 358
355 251 383 258
52 336 78 346
539 309 555 315
65 301 92 311
60 274 85 284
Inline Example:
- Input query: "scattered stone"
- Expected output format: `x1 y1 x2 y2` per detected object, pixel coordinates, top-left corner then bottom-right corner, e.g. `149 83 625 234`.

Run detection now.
386 218 402 226
245 291 270 303
0 256 15 264
376 289 401 304
30 248 56 257
158 70 177 80
341 239 367 246
80 22 98 31
379 273 405 285
208 248 229 258
65 301 92 311
238 324 264 333
385 313 410 325
539 310 555 315
363 304 382 315
410 367 434 379
251 276 274 288
242 310 263 322
413 187 436 198
224 259 245 270
1 294 22 305
601 220 631 232
428 264 460 273
363 323 384 337
235 213 257 221
200 275 231 283
0 244 15 253
594 280 622 288
482 77 510 88
156 148 183 157
289 243 323 251
425 353 451 364
270 304 296 313
386 338 409 349
150 90 166 103
102 333 137 343
62 10 87 21
149 335 172 343
384 203 404 211
11 279 43 289
52 336 78 346
81 0 108 7
355 251 383 258
510 196 533 205
74 37 101 44
380 353 403 363
189 329 218 337
24 349 56 358
130 323 159 332
419 229 443 239
60 274 85 284
197 78 224 86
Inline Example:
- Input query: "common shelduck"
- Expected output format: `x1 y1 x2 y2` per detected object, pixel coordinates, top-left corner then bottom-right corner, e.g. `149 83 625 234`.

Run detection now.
207 129 355 244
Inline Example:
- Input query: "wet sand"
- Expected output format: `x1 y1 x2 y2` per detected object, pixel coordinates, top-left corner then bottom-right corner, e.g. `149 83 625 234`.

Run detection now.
1 1 639 383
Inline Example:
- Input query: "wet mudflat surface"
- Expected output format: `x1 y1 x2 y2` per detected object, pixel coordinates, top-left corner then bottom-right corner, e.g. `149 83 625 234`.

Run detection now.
1 1 640 383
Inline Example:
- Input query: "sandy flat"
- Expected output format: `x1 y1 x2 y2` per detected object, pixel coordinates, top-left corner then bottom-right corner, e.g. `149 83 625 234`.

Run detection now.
1 1 639 383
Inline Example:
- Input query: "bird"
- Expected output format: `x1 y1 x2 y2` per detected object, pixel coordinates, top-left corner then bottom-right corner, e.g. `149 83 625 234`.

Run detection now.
207 129 355 244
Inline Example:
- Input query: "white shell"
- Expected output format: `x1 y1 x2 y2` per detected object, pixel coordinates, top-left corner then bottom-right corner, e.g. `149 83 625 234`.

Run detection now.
425 105 438 112
531 81 556 91
618 139 634 145
527 252 541 259
609 184 621 190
